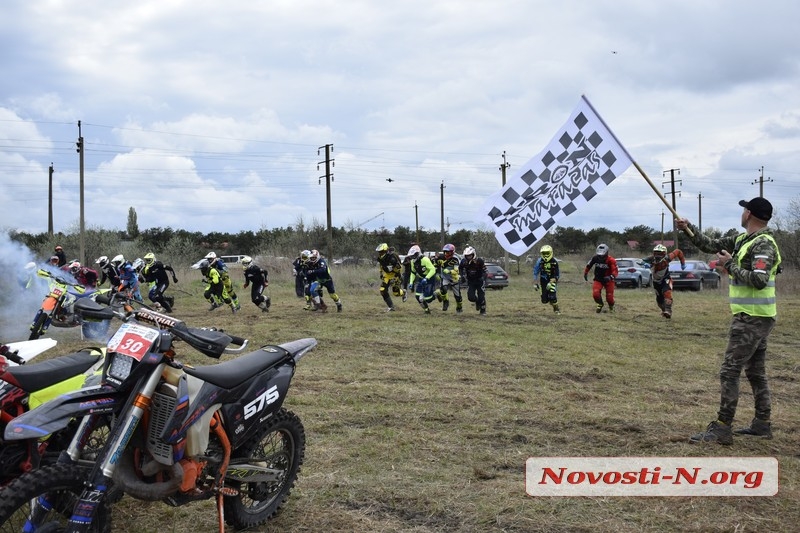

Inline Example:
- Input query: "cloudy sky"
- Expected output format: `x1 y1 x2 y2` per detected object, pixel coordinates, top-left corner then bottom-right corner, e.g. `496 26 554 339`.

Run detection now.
2 1 799 249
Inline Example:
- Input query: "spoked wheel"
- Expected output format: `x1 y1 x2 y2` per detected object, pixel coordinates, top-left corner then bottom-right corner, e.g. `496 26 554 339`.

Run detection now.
0 464 110 533
28 313 48 340
223 408 305 530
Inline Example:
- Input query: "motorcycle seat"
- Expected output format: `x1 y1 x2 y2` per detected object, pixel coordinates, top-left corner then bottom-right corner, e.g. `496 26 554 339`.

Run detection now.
184 347 289 389
4 351 101 393
74 298 116 320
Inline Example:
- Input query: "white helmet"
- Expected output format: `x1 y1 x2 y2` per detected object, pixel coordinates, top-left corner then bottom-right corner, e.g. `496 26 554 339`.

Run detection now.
407 245 421 258
205 251 217 260
111 254 125 266
463 246 476 259
596 244 609 256
300 250 311 261
309 249 320 263
25 261 37 270
95 255 108 266
132 258 144 271
241 255 253 267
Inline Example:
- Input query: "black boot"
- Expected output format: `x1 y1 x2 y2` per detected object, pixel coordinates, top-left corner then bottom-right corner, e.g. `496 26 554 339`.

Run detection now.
734 418 772 439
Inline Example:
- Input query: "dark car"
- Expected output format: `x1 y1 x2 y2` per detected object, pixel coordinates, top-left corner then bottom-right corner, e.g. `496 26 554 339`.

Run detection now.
485 263 509 290
669 260 720 291
614 258 652 288
461 262 509 290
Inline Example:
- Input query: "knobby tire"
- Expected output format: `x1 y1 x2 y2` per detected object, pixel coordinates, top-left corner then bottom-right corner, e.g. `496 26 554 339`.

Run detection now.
0 463 111 533
223 408 305 529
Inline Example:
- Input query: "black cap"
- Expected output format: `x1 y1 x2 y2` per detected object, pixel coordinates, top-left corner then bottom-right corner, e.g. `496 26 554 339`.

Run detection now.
738 197 772 221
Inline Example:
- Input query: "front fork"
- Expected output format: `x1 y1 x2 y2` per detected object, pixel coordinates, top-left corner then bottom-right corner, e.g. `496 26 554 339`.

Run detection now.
31 364 166 532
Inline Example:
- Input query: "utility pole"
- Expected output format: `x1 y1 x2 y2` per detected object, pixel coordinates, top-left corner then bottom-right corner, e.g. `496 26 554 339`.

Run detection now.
752 166 773 197
77 121 85 265
697 192 704 234
662 168 681 249
414 202 419 244
440 181 445 249
317 144 334 261
48 163 54 236
500 151 511 269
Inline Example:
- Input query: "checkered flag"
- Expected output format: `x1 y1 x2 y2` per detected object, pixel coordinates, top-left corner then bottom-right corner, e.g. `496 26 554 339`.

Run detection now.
480 96 633 256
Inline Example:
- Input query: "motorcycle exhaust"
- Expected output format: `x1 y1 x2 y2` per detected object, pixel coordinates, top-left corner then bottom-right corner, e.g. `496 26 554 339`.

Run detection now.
113 447 184 501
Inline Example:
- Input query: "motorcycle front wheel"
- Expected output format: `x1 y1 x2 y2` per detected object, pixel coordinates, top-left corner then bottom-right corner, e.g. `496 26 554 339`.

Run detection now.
0 463 111 533
223 408 305 530
28 312 48 340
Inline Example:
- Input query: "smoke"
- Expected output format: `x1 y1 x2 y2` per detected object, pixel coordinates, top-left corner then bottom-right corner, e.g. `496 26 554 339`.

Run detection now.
0 231 55 341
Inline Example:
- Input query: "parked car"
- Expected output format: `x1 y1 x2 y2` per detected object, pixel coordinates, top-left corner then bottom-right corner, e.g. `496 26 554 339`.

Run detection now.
670 260 721 290
461 262 509 290
614 258 652 288
485 263 509 290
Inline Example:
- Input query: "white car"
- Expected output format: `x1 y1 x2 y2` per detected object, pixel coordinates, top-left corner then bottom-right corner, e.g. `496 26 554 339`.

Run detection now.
614 258 652 288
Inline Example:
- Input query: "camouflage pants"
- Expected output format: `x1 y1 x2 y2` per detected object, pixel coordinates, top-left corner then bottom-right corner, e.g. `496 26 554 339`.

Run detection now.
717 314 776 424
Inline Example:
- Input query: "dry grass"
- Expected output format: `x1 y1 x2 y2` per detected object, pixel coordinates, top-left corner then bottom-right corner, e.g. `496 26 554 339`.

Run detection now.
16 259 800 532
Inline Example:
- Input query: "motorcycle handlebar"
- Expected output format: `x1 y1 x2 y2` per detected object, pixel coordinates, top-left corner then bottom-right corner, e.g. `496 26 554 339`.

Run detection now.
224 334 248 354
0 347 26 365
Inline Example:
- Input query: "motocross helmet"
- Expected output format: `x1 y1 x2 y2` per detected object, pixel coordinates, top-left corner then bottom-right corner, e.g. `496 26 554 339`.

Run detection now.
540 245 553 261
69 261 81 274
442 243 455 259
596 244 609 256
406 245 421 258
463 246 476 260
205 252 217 260
300 250 311 262
376 243 389 255
241 255 253 267
49 256 59 265
132 258 144 272
196 259 210 274
55 245 63 252
308 250 320 263
111 254 125 266
25 261 37 270
144 252 156 264
653 244 667 259
95 255 108 267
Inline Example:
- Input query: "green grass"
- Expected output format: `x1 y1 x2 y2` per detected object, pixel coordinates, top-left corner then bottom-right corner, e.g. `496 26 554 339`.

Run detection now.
20 259 800 532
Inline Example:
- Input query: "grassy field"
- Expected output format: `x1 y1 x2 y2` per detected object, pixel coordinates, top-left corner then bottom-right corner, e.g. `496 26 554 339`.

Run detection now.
15 257 800 532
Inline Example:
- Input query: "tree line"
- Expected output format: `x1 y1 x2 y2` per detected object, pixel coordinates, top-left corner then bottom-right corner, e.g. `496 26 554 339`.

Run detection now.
9 198 800 270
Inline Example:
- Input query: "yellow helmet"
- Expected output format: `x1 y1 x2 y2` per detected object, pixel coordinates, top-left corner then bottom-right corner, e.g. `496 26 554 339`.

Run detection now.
540 245 553 261
144 252 156 264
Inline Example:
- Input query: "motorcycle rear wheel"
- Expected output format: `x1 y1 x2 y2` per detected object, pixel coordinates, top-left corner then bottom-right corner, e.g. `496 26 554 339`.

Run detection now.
223 408 305 529
28 312 49 340
0 463 111 533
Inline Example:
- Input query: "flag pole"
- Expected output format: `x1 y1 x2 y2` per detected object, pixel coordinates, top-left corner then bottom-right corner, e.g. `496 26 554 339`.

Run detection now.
581 95 694 238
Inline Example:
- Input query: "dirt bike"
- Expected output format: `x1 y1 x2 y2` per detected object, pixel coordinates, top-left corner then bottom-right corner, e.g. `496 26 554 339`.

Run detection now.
0 300 315 532
0 339 106 486
28 269 107 341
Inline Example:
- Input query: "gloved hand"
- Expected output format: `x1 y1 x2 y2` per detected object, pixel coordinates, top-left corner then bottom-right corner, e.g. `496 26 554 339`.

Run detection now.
681 263 686 270
408 283 414 291
583 273 588 282
534 284 540 292
546 281 557 292
419 278 428 288
173 276 179 283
